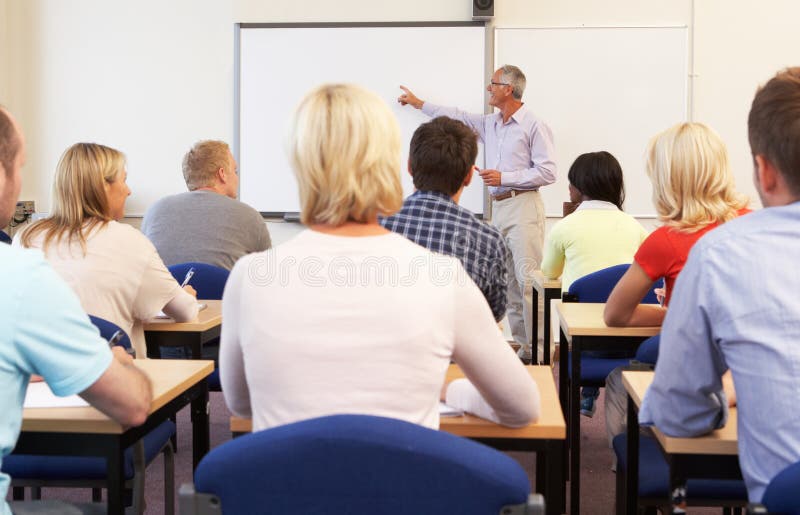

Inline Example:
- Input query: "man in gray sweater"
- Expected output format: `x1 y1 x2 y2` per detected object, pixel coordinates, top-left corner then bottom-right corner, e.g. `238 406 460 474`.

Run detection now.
142 140 270 270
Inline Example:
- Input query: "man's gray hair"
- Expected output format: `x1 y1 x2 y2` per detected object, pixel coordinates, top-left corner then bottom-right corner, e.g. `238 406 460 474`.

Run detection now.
500 65 526 100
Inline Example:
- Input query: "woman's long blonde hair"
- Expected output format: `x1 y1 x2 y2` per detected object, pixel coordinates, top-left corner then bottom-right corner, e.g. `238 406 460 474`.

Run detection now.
21 142 125 251
288 84 403 226
646 122 747 232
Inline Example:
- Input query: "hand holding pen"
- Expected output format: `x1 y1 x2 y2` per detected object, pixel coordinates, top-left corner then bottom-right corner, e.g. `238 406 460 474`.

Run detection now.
180 267 198 297
108 329 136 360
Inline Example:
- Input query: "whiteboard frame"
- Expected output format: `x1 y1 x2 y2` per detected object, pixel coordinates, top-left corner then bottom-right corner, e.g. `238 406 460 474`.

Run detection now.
234 21 488 219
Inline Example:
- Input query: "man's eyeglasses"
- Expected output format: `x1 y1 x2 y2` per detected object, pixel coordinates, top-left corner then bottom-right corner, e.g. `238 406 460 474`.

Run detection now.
489 81 510 87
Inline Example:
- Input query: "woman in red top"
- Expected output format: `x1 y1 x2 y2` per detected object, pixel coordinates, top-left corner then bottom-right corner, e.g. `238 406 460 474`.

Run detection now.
604 122 749 327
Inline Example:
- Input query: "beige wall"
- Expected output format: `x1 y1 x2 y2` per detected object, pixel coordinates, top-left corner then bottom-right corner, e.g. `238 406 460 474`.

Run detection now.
4 0 800 228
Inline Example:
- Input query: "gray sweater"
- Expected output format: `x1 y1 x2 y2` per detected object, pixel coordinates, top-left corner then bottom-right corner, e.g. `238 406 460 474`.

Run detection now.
142 190 270 270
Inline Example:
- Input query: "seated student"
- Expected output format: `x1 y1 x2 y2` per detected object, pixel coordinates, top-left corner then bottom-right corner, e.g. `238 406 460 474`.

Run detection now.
604 122 749 328
220 84 540 431
381 116 509 322
603 121 749 454
541 151 648 417
1 106 152 515
640 67 800 503
15 143 198 358
141 140 271 270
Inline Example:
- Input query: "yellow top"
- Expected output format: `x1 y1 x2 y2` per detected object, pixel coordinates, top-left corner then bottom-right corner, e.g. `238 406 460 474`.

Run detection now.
541 202 648 292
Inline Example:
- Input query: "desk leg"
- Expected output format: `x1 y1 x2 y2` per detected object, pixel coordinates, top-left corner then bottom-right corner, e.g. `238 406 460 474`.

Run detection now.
543 290 557 366
106 439 125 515
569 336 582 515
532 285 540 364
558 327 569 490
624 395 639 515
535 440 565 515
191 380 210 471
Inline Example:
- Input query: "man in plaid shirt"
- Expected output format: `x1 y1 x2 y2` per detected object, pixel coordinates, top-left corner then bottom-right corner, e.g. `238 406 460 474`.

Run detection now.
382 116 509 322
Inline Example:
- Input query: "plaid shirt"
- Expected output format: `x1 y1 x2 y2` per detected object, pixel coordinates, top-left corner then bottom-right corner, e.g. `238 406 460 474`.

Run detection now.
381 190 508 321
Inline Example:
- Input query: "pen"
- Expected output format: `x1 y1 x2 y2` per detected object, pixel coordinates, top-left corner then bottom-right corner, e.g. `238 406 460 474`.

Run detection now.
180 267 196 288
107 330 136 358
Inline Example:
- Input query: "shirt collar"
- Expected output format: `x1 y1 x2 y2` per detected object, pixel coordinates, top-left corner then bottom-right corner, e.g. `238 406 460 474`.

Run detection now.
575 200 619 211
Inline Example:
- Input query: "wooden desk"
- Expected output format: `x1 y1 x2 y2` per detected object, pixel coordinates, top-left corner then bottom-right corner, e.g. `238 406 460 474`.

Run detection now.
16 360 214 515
532 271 561 365
621 371 742 514
143 299 222 359
230 365 567 515
555 301 660 515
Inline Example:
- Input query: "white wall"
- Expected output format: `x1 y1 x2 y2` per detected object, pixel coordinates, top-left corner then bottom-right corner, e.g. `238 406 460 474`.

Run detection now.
4 0 800 224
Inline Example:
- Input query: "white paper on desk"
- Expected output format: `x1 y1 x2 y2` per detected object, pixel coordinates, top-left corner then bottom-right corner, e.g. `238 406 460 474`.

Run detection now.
438 402 464 417
154 303 207 319
24 382 89 408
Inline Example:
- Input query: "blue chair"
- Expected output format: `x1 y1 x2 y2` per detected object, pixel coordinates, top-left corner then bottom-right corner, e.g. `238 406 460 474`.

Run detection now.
178 414 545 515
0 230 11 244
613 434 748 512
166 262 229 391
755 460 800 514
634 333 661 366
564 264 660 408
5 316 176 515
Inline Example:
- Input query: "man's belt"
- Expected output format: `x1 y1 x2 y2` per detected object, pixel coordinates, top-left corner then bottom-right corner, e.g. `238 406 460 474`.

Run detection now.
491 189 536 201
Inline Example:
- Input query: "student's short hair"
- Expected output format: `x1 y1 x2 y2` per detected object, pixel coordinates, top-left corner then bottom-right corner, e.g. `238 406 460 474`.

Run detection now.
748 67 800 195
567 151 625 209
289 84 403 226
183 140 232 191
500 65 526 100
0 107 21 176
409 117 477 196
646 122 747 232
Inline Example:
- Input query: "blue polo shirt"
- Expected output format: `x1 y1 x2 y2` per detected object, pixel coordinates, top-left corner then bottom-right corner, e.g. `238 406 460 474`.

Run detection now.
0 245 111 515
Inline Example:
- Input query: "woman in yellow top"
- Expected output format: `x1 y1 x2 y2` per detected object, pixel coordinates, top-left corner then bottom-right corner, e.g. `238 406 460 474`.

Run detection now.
541 151 648 417
541 151 648 293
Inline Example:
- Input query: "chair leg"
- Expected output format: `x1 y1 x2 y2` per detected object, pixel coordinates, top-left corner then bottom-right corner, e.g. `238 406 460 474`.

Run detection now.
12 486 25 500
170 414 178 452
164 442 175 515
31 486 41 500
615 461 626 515
132 440 147 515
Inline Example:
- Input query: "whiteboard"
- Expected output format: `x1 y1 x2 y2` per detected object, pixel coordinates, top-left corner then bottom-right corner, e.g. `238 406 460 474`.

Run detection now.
495 27 689 217
237 23 488 216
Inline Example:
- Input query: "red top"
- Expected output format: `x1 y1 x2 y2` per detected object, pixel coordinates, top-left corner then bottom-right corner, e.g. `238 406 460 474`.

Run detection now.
634 209 751 306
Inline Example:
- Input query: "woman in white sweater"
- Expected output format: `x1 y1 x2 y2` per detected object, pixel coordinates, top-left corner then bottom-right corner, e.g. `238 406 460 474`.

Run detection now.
16 143 198 357
220 84 540 431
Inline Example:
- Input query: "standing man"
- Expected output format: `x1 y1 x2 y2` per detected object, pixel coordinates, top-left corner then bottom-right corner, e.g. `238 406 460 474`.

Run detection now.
638 67 800 503
1 106 152 514
381 116 509 321
142 140 271 271
399 65 557 362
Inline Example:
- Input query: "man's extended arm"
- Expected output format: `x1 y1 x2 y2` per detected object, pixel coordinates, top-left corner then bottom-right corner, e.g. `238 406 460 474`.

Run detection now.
398 86 487 140
80 347 152 427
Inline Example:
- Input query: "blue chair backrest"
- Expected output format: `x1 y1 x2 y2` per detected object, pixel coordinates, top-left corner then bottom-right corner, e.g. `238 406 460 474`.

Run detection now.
0 230 11 244
567 264 659 304
634 334 661 365
761 460 800 514
168 262 229 300
88 315 132 352
193 414 531 515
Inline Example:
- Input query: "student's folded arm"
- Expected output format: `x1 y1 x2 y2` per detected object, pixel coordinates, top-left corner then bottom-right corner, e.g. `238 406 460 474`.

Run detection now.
604 261 665 327
219 259 252 418
162 288 199 322
449 276 540 427
80 353 153 427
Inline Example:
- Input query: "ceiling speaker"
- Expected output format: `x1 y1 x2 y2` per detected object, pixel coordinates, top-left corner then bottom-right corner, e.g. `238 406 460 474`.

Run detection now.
473 0 493 19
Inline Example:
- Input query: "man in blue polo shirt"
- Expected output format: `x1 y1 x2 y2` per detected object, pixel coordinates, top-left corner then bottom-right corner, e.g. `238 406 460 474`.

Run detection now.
0 106 153 515
382 116 509 322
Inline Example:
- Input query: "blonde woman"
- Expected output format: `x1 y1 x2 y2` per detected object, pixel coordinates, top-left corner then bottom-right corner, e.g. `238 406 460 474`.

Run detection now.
603 122 749 327
220 84 540 431
16 143 198 357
